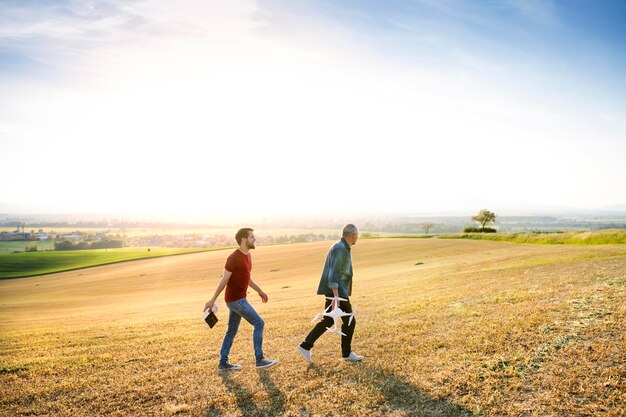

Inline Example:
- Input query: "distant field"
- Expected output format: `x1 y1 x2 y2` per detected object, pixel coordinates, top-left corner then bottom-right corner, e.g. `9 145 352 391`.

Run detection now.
0 246 230 279
440 229 626 244
0 241 56 253
0 227 341 238
366 233 433 239
0 239 624 416
0 227 112 235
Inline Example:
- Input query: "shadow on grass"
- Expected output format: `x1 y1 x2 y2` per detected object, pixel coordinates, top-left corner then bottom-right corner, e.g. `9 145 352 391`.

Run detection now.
210 363 473 416
305 363 476 417
212 370 285 417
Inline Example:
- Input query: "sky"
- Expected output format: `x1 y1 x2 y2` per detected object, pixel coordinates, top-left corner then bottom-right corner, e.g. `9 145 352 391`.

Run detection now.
1 0 625 221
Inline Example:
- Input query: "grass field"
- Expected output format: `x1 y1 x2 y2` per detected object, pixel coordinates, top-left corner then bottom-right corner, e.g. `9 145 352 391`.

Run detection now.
1 239 624 416
0 247 230 279
439 229 626 245
0 240 56 253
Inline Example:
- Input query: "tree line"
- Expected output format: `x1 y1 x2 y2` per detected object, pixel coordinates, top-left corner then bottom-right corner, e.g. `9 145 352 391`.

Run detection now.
54 239 124 251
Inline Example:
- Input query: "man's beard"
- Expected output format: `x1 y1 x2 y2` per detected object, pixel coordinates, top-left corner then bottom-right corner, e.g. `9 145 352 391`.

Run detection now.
247 242 256 250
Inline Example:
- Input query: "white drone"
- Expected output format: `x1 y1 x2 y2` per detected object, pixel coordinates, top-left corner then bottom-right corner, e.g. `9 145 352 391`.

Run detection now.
311 296 356 336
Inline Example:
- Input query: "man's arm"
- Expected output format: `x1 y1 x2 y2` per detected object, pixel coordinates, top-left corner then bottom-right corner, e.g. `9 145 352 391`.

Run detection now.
327 247 345 287
327 247 344 308
249 279 268 303
204 269 232 311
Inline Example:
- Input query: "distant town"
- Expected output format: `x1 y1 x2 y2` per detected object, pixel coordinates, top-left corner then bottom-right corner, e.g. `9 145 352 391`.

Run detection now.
1 211 625 253
0 222 341 253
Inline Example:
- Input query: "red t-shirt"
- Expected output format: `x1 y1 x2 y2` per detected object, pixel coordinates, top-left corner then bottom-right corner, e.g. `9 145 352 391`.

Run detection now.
224 249 251 302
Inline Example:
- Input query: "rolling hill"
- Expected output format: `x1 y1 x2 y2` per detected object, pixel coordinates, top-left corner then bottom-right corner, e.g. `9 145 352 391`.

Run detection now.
1 239 624 416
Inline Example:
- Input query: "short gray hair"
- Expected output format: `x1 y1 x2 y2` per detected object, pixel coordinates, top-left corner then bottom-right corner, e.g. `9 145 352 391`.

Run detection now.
342 224 359 237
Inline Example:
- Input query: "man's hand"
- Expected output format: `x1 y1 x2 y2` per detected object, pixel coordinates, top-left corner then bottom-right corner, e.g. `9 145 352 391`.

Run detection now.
204 299 215 312
258 291 268 303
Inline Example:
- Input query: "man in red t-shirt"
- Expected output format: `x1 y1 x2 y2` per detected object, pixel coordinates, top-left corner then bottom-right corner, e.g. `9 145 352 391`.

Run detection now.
204 228 278 371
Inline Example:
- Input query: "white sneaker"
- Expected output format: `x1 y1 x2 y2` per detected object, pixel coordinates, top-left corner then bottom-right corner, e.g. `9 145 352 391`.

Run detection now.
342 352 363 362
296 345 313 363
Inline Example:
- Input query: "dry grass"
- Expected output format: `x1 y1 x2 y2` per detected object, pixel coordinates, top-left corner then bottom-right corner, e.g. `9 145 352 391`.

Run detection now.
1 239 624 416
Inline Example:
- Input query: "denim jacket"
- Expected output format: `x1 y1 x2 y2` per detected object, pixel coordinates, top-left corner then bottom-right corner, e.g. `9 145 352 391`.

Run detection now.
316 238 353 298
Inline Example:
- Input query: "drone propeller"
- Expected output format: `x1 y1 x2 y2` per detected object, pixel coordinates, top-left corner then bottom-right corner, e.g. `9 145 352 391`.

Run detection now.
348 305 357 326
326 326 347 336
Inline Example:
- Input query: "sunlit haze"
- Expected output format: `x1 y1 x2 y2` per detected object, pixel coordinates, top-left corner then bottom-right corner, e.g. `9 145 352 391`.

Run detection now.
1 0 625 221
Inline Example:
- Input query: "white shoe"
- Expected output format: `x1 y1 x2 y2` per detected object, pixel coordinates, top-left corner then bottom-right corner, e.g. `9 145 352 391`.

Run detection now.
296 345 313 363
342 352 363 362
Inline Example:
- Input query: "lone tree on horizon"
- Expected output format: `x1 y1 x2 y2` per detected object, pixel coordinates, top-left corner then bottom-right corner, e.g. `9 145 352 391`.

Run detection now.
420 222 436 235
472 209 497 232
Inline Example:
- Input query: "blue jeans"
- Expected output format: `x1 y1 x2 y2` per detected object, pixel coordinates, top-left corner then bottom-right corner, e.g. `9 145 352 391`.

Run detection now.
219 298 265 364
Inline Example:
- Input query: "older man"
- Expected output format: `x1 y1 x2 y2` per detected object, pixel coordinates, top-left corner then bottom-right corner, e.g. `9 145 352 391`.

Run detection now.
297 224 363 363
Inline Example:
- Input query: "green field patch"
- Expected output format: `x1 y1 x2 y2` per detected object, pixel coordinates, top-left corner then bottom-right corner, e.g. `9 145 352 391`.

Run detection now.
0 241 56 253
439 229 626 245
0 246 229 279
